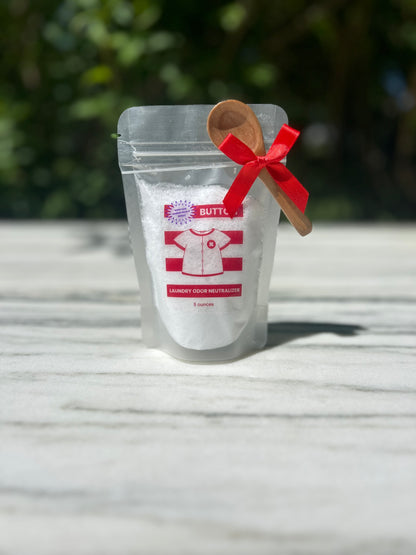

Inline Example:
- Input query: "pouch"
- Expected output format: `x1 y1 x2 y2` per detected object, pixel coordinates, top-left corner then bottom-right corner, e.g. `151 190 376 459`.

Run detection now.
117 104 287 362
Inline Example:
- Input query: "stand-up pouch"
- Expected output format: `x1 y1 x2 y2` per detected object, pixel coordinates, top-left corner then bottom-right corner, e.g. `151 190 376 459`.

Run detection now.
117 104 287 361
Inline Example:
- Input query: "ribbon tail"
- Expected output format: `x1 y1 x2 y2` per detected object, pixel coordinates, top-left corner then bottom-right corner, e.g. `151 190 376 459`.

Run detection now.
268 164 309 213
223 163 260 218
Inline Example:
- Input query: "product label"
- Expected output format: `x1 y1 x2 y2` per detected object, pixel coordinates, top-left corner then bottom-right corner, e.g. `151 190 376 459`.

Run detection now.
164 202 244 299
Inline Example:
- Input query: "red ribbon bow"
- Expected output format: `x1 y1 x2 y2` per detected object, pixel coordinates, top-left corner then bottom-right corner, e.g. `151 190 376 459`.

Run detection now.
219 124 309 218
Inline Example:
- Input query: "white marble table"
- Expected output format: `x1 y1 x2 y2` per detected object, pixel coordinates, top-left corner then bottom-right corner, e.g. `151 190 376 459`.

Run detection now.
1 221 415 555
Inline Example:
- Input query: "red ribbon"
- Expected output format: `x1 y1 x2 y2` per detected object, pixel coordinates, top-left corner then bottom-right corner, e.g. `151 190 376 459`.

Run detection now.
219 124 309 218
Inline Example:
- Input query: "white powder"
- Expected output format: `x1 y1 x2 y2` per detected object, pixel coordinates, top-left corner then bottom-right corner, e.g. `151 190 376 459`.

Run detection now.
137 179 264 350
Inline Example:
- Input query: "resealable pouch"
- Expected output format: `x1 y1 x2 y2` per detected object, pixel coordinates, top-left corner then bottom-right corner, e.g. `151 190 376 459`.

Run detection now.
117 104 287 362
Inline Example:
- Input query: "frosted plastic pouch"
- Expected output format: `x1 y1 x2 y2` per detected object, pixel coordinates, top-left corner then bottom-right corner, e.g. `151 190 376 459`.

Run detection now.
117 104 287 362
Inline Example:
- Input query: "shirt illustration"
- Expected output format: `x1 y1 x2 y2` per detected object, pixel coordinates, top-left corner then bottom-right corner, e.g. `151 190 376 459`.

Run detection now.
173 229 231 276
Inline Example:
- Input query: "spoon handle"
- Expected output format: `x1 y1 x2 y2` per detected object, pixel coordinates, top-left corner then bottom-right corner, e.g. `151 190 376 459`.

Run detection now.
259 168 312 236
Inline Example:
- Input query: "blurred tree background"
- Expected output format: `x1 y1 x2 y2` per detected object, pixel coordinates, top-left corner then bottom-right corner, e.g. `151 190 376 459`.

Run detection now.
1 0 415 220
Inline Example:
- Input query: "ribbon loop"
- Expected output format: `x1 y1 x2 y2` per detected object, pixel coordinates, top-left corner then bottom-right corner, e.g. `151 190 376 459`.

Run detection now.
219 123 309 218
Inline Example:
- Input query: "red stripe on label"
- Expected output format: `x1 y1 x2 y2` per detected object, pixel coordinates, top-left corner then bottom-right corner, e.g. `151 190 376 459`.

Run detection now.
165 257 242 272
167 284 242 298
222 257 243 271
165 258 183 272
165 230 243 245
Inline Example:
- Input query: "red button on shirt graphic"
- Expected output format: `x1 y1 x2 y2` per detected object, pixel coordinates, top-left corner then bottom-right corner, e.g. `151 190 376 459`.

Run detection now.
207 240 216 249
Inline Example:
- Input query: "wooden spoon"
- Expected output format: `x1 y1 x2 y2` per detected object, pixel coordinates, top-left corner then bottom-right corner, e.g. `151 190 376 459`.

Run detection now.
207 99 312 236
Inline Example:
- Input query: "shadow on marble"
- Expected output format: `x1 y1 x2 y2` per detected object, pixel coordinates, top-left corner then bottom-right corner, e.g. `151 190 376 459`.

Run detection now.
266 321 365 348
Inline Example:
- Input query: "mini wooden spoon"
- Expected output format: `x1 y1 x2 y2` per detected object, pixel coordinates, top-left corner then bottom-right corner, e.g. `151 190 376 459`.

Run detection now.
207 99 312 236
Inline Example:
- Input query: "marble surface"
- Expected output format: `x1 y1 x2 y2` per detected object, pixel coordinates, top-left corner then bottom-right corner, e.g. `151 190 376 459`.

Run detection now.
1 221 415 555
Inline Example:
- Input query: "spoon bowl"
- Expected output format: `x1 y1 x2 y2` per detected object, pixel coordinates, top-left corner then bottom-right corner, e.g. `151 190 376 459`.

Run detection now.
207 100 265 155
207 100 312 236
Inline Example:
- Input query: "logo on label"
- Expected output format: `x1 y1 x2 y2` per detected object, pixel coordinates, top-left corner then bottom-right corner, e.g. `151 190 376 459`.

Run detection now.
166 200 195 226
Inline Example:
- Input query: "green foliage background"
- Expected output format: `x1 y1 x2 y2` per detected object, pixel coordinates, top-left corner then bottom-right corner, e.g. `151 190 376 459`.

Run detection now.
1 0 415 220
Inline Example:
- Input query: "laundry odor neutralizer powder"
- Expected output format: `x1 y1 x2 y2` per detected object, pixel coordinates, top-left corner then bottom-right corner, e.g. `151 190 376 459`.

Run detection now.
117 105 287 362
138 181 263 350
